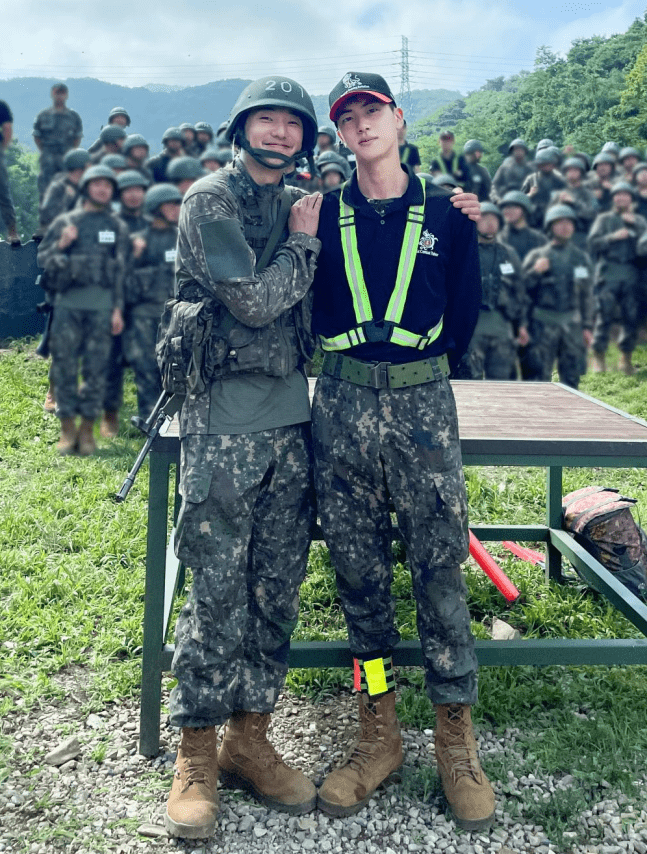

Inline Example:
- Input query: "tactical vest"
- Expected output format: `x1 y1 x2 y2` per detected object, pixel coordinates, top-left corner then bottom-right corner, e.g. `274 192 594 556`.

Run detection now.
50 210 120 292
533 244 587 313
478 242 514 317
319 176 444 353
127 226 178 315
176 164 315 383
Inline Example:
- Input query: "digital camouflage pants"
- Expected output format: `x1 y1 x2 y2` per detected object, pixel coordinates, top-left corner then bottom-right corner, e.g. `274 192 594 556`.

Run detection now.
528 314 586 388
592 278 640 355
312 374 478 706
49 306 113 420
169 425 315 729
122 314 163 420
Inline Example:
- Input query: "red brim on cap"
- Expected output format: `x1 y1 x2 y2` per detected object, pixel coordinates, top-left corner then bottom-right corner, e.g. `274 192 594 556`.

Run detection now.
329 91 393 122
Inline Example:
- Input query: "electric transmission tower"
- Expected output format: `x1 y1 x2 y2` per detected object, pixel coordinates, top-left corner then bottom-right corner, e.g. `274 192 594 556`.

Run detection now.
399 36 412 118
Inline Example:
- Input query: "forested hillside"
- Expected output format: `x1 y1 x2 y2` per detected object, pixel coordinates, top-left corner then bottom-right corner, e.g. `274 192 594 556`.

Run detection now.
413 15 647 174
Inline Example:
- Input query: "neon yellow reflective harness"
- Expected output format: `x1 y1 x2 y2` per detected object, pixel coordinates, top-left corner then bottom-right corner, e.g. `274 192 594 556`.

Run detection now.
320 175 444 352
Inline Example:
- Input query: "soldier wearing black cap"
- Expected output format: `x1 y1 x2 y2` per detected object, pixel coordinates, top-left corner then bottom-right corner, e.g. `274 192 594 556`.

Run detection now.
311 71 494 831
0 99 20 245
33 84 83 200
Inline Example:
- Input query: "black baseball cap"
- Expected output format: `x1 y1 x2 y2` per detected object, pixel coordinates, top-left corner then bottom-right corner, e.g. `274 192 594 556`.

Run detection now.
329 72 396 123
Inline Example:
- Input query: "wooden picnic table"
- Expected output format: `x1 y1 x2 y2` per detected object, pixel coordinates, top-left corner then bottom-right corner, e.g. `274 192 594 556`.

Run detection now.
138 381 647 756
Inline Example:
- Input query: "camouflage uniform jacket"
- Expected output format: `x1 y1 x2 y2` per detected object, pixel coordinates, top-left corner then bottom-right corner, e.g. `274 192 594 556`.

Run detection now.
491 156 534 202
37 206 130 311
33 107 83 154
126 223 178 316
39 173 80 227
549 185 599 236
521 171 567 227
500 222 547 262
523 241 594 327
477 239 527 327
587 210 647 283
174 160 320 431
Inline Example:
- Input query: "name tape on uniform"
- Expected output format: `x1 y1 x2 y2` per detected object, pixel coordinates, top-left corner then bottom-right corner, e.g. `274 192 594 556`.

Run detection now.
574 266 588 279
99 230 116 244
499 262 515 275
165 249 177 263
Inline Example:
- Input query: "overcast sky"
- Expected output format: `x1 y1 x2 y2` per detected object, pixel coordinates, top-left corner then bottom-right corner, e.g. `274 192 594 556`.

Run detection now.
2 0 645 94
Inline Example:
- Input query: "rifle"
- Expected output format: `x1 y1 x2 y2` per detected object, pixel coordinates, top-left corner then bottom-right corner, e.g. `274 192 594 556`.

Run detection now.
115 391 183 503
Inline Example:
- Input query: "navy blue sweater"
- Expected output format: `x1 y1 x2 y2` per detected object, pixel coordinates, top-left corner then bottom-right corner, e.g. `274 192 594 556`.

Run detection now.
312 167 481 369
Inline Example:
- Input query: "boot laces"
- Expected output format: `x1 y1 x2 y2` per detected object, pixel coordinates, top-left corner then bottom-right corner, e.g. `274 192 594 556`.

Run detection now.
347 701 384 772
179 728 214 791
440 705 481 784
248 715 285 769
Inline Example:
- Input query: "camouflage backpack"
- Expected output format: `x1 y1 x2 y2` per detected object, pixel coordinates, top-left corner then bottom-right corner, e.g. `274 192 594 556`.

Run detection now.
562 486 647 601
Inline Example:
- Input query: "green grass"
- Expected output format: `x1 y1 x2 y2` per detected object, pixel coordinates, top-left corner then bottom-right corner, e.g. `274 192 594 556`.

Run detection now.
2 338 647 849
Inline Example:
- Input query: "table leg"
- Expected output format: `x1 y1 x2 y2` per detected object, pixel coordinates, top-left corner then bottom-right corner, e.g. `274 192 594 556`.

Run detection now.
139 450 172 757
546 465 564 584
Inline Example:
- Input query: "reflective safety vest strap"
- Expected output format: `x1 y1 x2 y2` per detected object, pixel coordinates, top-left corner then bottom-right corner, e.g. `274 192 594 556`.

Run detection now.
320 176 444 353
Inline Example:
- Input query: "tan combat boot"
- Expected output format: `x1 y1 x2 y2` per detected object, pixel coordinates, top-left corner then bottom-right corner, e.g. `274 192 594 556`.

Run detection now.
591 351 606 373
43 382 56 414
100 410 119 438
56 418 78 455
76 418 97 456
434 704 495 831
619 351 635 376
318 691 403 816
218 711 316 814
165 726 219 839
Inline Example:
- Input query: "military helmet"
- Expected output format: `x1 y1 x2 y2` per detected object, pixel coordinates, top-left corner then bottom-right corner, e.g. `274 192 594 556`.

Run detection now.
480 202 503 225
225 76 318 155
611 179 636 197
162 126 184 144
601 141 620 157
316 150 347 168
217 120 229 136
80 164 118 193
562 157 587 174
544 203 577 230
109 106 131 125
535 147 559 166
100 124 127 144
317 125 337 143
536 138 555 152
194 121 214 137
620 146 642 162
117 169 150 191
166 156 207 182
122 134 149 156
144 183 183 216
179 122 195 132
632 161 647 178
593 151 616 168
463 139 484 155
100 153 128 170
64 148 90 171
320 160 351 181
433 173 461 189
508 138 528 153
499 190 533 215
200 146 232 165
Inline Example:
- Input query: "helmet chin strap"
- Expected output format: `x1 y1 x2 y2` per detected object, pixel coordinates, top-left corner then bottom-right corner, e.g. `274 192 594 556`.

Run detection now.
238 134 307 171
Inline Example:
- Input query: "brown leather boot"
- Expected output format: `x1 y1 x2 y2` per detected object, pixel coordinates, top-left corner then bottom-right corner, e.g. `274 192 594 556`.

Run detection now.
76 418 96 456
165 726 219 839
99 410 119 438
434 704 495 831
218 711 316 814
43 382 56 414
619 351 635 376
56 418 78 455
591 351 606 373
318 691 403 817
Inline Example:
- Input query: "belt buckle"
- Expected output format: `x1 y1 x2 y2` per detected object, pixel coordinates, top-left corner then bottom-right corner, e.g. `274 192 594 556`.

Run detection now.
368 361 390 388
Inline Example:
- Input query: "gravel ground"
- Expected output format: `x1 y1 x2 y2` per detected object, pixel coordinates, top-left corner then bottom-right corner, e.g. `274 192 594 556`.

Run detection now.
1 681 646 854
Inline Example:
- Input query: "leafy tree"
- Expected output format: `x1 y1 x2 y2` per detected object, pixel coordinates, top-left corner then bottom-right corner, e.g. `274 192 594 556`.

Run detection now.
4 142 38 240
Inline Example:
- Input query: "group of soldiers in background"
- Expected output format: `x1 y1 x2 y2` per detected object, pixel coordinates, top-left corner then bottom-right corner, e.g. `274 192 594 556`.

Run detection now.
1 83 645 454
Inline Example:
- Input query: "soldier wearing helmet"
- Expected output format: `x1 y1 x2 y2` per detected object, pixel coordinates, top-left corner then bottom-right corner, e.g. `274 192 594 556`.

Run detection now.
199 146 232 172
587 180 647 374
179 122 200 157
99 168 152 439
193 121 214 155
122 134 153 183
36 164 130 456
522 204 593 388
89 125 127 164
38 148 90 232
166 155 207 195
585 151 617 212
162 75 323 838
147 127 186 183
548 157 599 250
463 139 491 201
121 184 182 420
521 147 567 228
491 138 533 202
